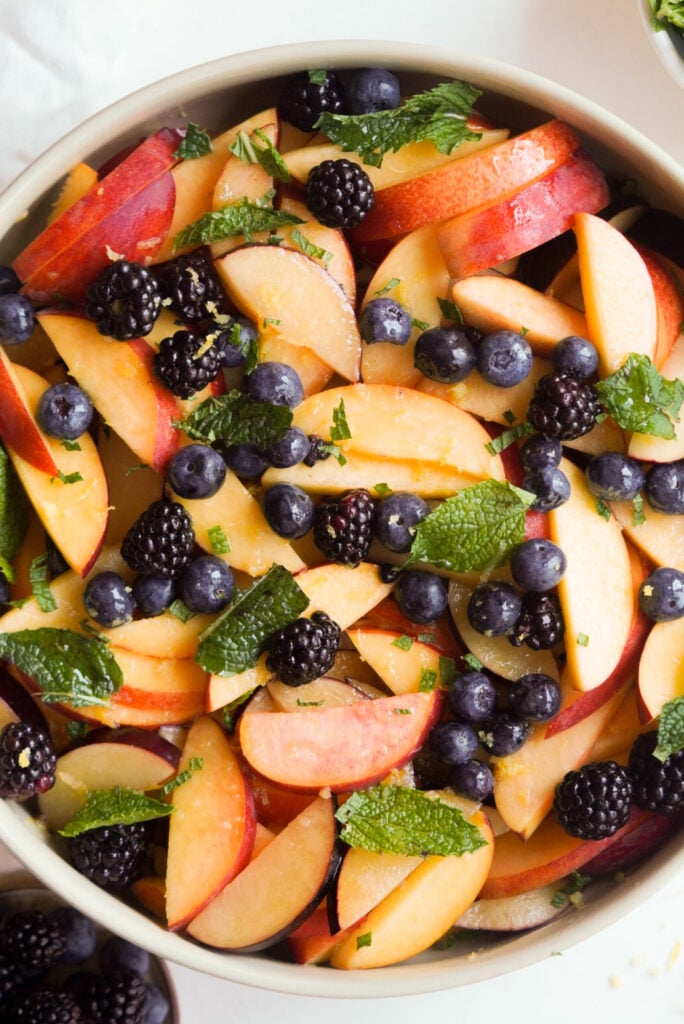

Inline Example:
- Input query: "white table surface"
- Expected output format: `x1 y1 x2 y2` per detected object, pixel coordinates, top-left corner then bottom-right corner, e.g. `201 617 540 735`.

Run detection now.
1 0 683 1019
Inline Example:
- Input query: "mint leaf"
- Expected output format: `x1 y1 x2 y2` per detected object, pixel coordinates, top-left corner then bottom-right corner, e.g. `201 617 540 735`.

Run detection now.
229 128 291 183
406 480 535 573
159 757 204 797
175 122 213 160
330 398 351 441
485 421 533 455
207 524 230 555
391 635 413 651
196 564 310 675
0 443 29 581
437 296 464 324
335 785 488 856
289 228 332 267
174 195 304 249
180 390 292 447
594 354 684 440
0 628 123 707
654 697 684 760
316 80 481 168
375 278 401 297
29 554 57 613
59 786 172 837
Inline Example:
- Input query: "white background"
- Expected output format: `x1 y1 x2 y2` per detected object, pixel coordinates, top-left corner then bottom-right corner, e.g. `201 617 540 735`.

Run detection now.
0 0 683 1020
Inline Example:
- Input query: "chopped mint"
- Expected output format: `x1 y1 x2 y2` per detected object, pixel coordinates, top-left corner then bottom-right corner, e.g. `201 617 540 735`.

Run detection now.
263 317 282 328
315 80 481 168
654 697 684 760
175 122 213 160
595 498 612 521
502 409 517 426
0 443 29 581
59 786 172 837
437 296 464 324
28 554 57 613
356 932 373 950
297 698 324 707
180 390 292 448
632 493 646 527
594 354 684 440
125 462 152 477
439 655 457 687
462 653 483 671
173 195 304 249
391 634 413 651
222 689 255 732
551 871 591 908
335 784 488 857
60 439 81 451
417 632 436 644
375 278 401 296
411 316 429 331
393 707 413 715
314 439 346 466
229 128 291 183
485 421 533 455
55 470 83 485
208 525 230 555
196 564 310 676
373 482 392 496
159 758 204 797
330 398 352 442
576 633 590 647
418 668 438 692
308 68 328 85
66 720 89 740
289 228 332 267
0 628 122 707
406 480 536 573
168 599 195 623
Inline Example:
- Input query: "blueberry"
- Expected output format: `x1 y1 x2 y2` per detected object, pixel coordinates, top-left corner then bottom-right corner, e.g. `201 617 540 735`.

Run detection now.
374 491 430 552
177 556 234 614
0 292 34 345
0 571 9 608
46 535 69 578
429 720 479 766
264 427 311 468
99 934 151 974
447 670 498 724
132 574 176 617
644 459 684 515
347 68 402 114
638 566 684 622
167 443 227 499
0 266 21 296
519 434 562 472
477 330 533 387
83 571 135 627
263 483 314 539
467 580 522 636
448 758 495 801
509 538 567 592
213 315 257 368
551 335 599 379
244 361 304 408
585 451 644 502
359 297 413 345
480 712 531 756
143 980 171 1024
49 907 97 965
522 465 571 512
395 569 448 624
508 672 562 722
222 442 269 480
36 383 93 439
413 326 476 383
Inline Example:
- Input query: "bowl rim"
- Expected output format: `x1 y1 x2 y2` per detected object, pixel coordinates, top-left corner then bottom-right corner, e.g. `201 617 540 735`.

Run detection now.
0 38 683 998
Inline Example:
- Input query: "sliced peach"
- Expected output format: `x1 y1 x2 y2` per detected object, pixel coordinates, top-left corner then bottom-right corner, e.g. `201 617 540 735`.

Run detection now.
0 348 59 475
611 499 684 572
47 162 99 224
637 614 684 723
348 628 444 695
627 333 684 462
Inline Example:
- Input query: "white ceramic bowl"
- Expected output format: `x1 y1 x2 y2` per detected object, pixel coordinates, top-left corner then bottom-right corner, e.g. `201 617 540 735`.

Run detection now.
0 40 682 999
638 0 684 88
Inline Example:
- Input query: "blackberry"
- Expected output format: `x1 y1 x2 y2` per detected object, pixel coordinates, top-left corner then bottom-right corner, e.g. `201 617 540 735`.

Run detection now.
0 909 67 974
312 488 375 566
629 730 684 815
6 985 82 1023
527 371 601 440
0 954 31 1005
66 822 151 890
279 69 345 131
265 611 341 686
85 261 161 340
154 250 223 322
121 499 195 578
303 434 333 466
508 592 564 650
73 968 147 1024
305 159 374 229
554 761 633 840
0 722 57 798
153 330 222 398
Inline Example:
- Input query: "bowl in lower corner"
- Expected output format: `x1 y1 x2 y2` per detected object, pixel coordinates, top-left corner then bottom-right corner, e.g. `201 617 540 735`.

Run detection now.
0 38 682 998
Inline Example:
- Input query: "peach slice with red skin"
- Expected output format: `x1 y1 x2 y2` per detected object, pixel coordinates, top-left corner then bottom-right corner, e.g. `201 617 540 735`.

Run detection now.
276 190 357 304
165 715 257 931
186 795 338 951
574 211 658 375
610 499 684 572
352 119 580 244
238 689 443 793
209 121 278 260
0 348 59 475
14 127 182 302
348 628 445 695
437 148 610 279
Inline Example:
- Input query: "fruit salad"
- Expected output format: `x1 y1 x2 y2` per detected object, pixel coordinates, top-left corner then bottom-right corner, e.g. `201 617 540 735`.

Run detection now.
0 64 682 972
